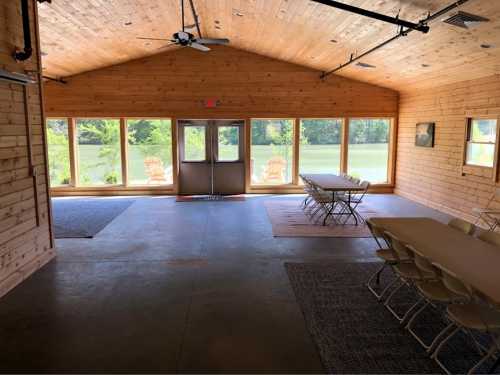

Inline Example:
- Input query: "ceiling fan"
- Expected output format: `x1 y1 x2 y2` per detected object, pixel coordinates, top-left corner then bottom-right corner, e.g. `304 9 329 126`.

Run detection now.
137 0 229 52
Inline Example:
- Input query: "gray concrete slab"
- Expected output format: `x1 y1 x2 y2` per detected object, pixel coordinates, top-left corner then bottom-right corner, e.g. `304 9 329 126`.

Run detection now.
0 194 451 373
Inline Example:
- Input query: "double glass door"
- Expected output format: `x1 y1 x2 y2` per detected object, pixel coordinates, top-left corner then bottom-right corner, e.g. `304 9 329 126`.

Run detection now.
178 120 245 195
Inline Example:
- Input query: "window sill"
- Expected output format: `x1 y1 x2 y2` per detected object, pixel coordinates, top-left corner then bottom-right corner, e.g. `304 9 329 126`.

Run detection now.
461 164 494 179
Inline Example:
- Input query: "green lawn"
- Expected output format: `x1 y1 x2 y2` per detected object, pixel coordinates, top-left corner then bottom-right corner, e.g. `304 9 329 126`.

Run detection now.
49 143 389 187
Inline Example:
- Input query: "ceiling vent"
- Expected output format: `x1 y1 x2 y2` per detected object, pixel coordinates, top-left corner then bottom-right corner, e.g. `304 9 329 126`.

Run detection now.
443 11 489 29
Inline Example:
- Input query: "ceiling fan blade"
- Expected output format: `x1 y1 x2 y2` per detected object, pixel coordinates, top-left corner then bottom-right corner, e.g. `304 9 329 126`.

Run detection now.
157 42 178 51
137 37 174 41
189 42 211 52
194 38 230 45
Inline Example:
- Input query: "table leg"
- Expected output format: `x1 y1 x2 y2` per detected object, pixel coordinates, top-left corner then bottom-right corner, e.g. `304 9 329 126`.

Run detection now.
347 190 358 225
322 192 335 226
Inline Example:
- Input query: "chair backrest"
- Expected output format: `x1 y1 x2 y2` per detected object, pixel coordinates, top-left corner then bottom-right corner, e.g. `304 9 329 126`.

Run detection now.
383 231 410 261
448 218 475 235
478 230 500 248
406 245 438 278
366 218 387 249
433 263 472 300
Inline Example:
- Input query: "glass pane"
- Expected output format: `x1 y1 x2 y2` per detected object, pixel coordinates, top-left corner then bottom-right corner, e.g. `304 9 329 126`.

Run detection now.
46 118 71 187
251 119 293 185
299 119 342 177
466 143 495 167
76 119 122 186
127 119 173 185
184 126 206 161
218 126 239 161
347 119 390 183
470 119 497 143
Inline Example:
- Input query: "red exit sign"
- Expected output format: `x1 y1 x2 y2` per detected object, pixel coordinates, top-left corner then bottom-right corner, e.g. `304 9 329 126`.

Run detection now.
204 99 218 108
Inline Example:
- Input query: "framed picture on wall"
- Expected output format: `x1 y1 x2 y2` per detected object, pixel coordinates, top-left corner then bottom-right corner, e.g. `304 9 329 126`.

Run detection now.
415 122 435 147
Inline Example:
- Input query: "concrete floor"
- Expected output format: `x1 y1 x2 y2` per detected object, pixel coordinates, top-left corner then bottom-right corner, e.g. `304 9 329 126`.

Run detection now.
0 194 450 373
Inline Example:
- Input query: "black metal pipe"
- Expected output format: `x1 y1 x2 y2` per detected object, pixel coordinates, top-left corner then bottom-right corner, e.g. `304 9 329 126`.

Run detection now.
187 0 202 38
14 0 33 61
321 0 473 78
42 75 67 84
311 0 429 33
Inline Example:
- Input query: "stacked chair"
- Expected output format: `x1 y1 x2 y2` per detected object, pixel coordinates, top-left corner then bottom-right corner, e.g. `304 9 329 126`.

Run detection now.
365 216 500 374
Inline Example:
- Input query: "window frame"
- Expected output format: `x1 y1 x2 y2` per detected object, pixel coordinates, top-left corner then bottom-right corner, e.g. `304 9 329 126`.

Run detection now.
464 117 499 169
125 118 174 187
345 117 394 185
249 118 296 187
47 116 175 192
297 118 344 183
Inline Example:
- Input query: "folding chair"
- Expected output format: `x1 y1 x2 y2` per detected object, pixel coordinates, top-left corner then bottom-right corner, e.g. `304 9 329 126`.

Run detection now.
338 180 370 224
404 245 470 353
431 267 500 374
473 187 500 231
382 231 434 324
365 219 402 301
477 230 500 248
448 218 476 235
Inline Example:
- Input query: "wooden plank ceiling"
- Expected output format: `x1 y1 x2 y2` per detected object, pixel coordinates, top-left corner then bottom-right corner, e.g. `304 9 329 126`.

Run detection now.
38 0 500 92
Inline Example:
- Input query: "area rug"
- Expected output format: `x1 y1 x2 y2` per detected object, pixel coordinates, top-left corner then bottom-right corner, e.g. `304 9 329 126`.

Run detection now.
264 200 377 237
176 195 246 202
285 261 494 374
52 198 136 238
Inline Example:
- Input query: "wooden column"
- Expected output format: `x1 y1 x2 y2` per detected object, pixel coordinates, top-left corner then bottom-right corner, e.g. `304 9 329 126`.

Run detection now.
292 118 300 185
67 117 77 187
340 118 349 174
120 118 128 186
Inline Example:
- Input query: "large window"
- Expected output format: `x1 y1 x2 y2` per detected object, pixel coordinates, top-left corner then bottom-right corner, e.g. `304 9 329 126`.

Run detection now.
299 119 342 176
347 119 390 183
46 118 71 187
127 119 173 185
251 119 294 185
465 118 498 167
76 119 122 186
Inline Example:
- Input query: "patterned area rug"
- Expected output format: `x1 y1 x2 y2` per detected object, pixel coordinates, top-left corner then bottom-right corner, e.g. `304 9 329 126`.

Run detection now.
53 198 135 238
286 262 496 374
264 200 378 237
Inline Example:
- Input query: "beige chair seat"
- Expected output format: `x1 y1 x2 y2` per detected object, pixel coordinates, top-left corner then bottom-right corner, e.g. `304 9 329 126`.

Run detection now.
447 304 500 330
394 263 435 280
416 280 464 303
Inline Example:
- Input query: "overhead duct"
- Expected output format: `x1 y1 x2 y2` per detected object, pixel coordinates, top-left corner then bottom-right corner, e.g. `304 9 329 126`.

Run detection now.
443 11 489 29
0 68 36 85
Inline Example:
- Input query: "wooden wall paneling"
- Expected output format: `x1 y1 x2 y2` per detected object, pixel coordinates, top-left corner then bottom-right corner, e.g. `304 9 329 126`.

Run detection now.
22 85 40 226
44 47 399 194
0 0 55 298
395 74 500 223
388 117 398 186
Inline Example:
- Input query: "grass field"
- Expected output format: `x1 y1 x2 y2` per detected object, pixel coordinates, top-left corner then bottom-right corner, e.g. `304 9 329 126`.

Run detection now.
49 143 389 186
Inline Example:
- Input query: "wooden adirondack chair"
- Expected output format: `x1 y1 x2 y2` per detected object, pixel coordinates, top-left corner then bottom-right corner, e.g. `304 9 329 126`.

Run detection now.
262 156 286 183
143 157 166 185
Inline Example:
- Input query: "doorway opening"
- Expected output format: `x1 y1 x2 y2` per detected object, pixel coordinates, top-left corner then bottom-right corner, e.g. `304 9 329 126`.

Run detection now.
177 119 245 196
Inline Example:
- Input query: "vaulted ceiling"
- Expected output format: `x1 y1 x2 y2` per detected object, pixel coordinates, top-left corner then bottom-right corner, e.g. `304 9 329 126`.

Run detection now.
38 0 500 92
